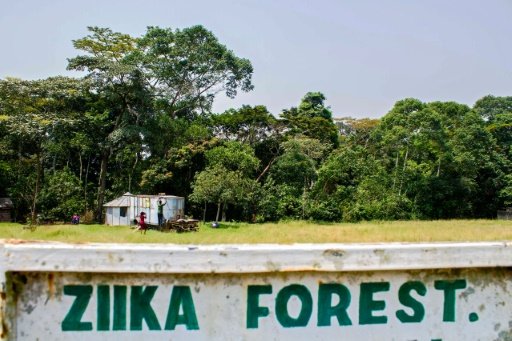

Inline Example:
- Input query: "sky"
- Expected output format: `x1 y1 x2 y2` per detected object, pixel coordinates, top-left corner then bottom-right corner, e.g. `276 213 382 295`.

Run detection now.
1 0 511 118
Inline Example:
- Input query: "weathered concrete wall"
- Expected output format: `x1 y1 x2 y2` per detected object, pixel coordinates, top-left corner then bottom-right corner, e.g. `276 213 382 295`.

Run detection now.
1 241 512 340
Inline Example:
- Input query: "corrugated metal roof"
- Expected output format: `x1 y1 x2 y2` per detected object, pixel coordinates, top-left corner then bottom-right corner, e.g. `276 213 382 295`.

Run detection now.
103 194 184 207
130 194 184 199
103 196 130 207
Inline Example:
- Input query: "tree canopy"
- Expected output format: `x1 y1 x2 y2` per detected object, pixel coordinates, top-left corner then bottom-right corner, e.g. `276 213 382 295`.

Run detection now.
0 25 511 224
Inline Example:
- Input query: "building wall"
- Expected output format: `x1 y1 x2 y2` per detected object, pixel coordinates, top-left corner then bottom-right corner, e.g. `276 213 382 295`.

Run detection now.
130 196 185 225
105 208 113 225
105 195 185 226
105 207 131 226
118 208 130 226
0 210 10 222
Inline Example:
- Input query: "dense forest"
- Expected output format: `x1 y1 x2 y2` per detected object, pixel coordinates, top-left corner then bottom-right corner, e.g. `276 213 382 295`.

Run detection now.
0 26 511 224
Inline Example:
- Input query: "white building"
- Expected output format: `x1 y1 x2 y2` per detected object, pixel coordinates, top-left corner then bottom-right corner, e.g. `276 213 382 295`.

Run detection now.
103 193 185 226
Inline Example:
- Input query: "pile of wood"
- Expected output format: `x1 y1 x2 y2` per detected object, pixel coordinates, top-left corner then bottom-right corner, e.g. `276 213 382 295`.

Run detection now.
163 219 199 233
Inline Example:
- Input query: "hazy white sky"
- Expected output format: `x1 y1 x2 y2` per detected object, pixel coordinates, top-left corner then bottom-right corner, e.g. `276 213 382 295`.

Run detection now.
1 0 511 118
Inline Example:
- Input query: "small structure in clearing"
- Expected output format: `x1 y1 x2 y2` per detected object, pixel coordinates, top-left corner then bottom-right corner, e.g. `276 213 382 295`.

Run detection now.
497 208 512 220
0 198 13 222
103 193 185 226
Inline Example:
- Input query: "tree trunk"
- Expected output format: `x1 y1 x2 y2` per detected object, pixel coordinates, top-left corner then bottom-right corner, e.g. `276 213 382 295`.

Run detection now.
215 201 221 223
31 153 42 222
79 153 83 182
256 157 276 182
84 156 90 211
302 185 307 219
16 148 22 222
398 146 409 197
203 202 207 222
95 109 122 223
128 152 139 193
95 150 109 223
221 202 226 222
393 151 399 190
215 202 221 223
402 146 409 172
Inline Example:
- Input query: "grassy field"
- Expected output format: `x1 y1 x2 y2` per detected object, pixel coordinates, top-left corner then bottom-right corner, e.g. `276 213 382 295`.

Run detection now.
1 219 512 244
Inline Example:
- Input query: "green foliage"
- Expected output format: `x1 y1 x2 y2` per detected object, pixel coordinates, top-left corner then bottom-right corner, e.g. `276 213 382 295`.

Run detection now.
212 105 278 145
1 24 511 225
68 26 138 82
343 176 413 221
476 97 512 176
256 180 303 221
65 25 254 221
137 25 254 116
473 95 512 122
336 117 380 147
281 92 339 147
305 196 343 222
205 141 259 175
310 145 398 221
139 160 173 192
370 98 507 218
190 165 257 221
39 168 86 221
500 174 512 206
0 77 91 221
190 141 260 221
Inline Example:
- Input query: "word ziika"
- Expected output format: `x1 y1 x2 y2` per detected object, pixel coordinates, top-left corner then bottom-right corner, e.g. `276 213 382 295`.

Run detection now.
61 279 471 332
62 285 198 331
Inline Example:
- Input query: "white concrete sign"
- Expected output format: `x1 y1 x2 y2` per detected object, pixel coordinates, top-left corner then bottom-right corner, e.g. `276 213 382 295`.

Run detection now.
2 241 512 340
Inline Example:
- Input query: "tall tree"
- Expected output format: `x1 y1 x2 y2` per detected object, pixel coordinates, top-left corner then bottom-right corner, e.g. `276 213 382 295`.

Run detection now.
190 141 259 222
473 96 512 210
0 77 88 221
137 25 254 118
281 92 339 147
68 25 254 221
371 98 504 218
68 26 150 221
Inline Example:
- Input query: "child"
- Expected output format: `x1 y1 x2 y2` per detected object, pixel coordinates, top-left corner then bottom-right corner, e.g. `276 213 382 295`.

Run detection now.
137 212 147 234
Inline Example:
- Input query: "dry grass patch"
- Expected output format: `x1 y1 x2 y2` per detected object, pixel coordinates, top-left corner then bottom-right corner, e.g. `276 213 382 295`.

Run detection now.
0 220 511 244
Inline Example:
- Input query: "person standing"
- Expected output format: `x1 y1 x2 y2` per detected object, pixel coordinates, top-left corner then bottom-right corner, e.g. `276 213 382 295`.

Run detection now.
157 198 166 227
138 212 147 234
